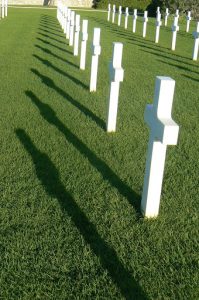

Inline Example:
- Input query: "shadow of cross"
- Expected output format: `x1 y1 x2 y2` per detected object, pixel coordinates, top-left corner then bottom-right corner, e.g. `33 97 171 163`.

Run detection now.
33 55 83 86
16 128 147 300
30 68 104 129
25 90 141 213
34 46 78 68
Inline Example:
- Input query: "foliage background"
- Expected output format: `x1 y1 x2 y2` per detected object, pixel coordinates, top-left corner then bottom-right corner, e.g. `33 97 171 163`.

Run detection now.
94 0 199 18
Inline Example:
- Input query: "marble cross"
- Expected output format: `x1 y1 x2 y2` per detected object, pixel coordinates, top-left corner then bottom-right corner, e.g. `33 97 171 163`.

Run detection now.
155 12 162 43
69 11 75 46
124 7 129 29
107 43 124 132
74 14 80 56
164 8 169 26
80 20 88 70
141 76 179 218
107 3 111 21
112 4 116 23
66 8 71 39
118 5 122 26
171 16 179 50
90 28 101 92
1 0 5 19
63 7 68 34
132 9 137 33
186 11 191 33
192 22 199 61
143 11 148 38
175 9 179 20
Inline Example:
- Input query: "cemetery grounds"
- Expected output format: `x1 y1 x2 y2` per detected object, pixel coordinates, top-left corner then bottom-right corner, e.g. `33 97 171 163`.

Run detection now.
0 7 198 300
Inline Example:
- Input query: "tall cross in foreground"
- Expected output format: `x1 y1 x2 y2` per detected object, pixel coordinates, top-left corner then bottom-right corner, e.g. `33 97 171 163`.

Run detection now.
141 77 179 218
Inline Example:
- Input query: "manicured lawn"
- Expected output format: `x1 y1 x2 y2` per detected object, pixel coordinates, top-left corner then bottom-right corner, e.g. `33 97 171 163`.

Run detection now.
0 7 198 299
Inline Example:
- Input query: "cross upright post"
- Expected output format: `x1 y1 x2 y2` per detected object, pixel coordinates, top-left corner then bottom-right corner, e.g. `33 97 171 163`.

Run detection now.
89 28 101 92
2 0 5 19
74 14 81 56
171 16 179 50
112 4 116 23
165 8 169 26
5 0 7 17
66 8 71 39
63 7 68 34
143 11 148 38
192 22 199 61
155 12 162 43
118 6 122 26
132 9 137 33
186 11 191 33
175 9 179 21
69 11 75 46
107 4 111 21
141 76 179 218
80 20 88 70
107 43 124 132
156 7 160 17
124 7 129 29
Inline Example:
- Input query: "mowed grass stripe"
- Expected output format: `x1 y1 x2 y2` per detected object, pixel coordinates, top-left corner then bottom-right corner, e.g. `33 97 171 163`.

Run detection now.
0 8 198 299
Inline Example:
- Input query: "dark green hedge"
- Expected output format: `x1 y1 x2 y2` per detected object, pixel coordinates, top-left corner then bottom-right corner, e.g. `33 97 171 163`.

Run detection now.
94 0 152 12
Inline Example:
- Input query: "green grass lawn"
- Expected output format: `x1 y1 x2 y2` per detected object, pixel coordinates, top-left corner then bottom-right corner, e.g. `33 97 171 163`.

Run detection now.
0 7 198 299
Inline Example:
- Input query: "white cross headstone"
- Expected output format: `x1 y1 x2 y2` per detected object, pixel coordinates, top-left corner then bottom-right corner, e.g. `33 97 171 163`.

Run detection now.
141 76 179 218
107 43 124 132
69 11 75 46
156 7 160 16
132 9 137 33
80 20 88 70
4 0 7 17
57 1 59 20
186 11 191 33
90 28 101 92
124 7 129 29
112 4 116 23
164 8 169 26
143 11 148 38
74 14 80 56
66 8 71 39
192 22 199 61
155 13 162 43
107 3 111 21
118 5 122 26
175 9 179 20
61 4 64 30
171 16 179 50
63 7 68 34
2 0 5 19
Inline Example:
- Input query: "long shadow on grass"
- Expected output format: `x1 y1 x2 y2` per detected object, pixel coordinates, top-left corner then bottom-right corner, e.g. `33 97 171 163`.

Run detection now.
89 15 192 61
25 90 141 214
16 128 146 300
38 27 65 39
157 59 199 75
35 45 78 67
39 20 60 29
33 55 82 84
30 71 104 129
37 37 72 54
38 32 66 45
182 74 199 82
140 48 198 67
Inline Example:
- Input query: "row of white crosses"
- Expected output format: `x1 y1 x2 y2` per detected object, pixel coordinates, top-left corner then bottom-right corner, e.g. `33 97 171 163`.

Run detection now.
56 3 180 218
108 4 193 32
0 0 8 19
107 4 199 60
57 2 101 92
107 44 179 218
